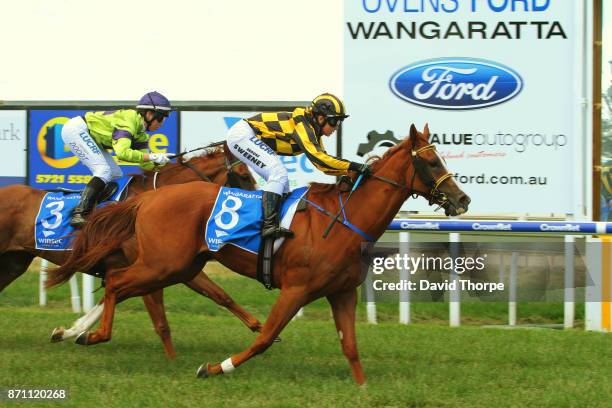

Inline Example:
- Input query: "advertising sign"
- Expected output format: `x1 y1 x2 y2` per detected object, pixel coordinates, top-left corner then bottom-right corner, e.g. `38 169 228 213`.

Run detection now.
28 110 178 190
344 0 584 214
181 111 337 190
0 111 27 187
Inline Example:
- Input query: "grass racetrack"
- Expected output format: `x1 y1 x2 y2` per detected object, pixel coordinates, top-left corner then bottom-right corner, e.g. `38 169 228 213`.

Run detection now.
1 261 611 407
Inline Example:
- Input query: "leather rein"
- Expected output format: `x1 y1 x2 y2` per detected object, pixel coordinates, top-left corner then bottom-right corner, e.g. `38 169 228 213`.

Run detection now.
151 147 243 190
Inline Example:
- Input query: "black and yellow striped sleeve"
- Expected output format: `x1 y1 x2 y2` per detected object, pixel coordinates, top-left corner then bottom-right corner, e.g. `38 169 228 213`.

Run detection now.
292 115 350 176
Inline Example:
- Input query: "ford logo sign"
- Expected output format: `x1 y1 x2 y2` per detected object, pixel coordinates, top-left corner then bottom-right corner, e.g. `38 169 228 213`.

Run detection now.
389 58 523 110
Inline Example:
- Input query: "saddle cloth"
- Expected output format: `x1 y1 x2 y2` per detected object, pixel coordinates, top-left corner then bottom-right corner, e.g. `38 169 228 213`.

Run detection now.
204 186 308 254
34 176 132 250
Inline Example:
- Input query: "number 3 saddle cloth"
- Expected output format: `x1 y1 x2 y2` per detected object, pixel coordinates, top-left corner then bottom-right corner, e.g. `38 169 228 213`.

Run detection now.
34 177 131 250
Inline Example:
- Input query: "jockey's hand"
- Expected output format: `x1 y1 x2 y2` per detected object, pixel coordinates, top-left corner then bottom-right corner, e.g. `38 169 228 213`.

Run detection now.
349 162 373 178
149 152 172 166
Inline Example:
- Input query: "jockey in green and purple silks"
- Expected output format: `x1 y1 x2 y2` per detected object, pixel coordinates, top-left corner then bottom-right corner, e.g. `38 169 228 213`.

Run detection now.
61 91 173 227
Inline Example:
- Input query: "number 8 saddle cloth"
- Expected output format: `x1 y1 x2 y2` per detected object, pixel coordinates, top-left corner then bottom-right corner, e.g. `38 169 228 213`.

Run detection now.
205 186 308 254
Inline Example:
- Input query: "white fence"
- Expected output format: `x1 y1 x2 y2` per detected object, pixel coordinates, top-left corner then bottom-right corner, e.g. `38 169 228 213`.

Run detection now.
362 219 612 332
38 219 612 332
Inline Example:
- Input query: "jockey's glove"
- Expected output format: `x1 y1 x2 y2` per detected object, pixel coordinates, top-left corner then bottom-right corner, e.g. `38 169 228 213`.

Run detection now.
149 152 172 166
349 162 373 178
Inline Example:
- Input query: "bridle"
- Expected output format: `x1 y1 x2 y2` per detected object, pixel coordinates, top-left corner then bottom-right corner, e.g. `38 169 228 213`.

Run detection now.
364 143 454 208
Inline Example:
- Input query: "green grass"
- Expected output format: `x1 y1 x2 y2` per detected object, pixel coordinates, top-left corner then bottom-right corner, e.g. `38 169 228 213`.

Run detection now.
0 263 610 408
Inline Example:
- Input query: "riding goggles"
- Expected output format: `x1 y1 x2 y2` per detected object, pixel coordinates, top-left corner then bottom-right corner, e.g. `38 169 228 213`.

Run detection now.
154 111 170 122
326 116 345 127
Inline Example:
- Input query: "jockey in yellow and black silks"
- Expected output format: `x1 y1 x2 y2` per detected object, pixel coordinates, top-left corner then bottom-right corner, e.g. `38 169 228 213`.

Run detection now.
226 93 372 239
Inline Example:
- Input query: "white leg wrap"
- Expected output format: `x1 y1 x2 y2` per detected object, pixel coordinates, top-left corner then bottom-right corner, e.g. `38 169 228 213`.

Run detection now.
64 303 104 339
221 357 235 374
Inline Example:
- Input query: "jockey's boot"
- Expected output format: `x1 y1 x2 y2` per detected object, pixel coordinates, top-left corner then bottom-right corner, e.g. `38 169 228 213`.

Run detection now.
70 176 106 228
261 191 294 239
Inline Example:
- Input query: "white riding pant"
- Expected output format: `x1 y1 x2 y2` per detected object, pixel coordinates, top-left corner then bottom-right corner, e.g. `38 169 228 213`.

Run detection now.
61 116 123 183
227 120 289 195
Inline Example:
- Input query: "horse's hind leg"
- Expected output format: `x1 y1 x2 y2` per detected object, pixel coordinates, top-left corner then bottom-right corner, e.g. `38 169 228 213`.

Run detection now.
0 251 35 292
50 300 104 343
76 256 209 349
185 272 263 332
327 288 366 385
75 289 117 346
142 290 176 359
74 264 136 346
197 284 307 378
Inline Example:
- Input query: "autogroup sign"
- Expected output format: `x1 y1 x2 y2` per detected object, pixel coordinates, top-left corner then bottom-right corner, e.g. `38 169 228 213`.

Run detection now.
343 0 583 215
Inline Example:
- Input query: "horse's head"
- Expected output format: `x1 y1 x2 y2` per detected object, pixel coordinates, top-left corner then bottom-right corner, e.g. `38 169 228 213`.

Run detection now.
370 124 470 216
155 145 257 190
405 124 470 215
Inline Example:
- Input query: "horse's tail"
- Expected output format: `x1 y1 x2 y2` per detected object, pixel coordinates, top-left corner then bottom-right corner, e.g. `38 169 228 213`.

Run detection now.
45 199 141 288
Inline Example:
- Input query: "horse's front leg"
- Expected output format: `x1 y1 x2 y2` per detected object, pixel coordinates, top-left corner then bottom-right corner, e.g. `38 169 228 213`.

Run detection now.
0 251 34 292
75 289 117 345
327 288 366 385
197 283 307 378
51 300 104 342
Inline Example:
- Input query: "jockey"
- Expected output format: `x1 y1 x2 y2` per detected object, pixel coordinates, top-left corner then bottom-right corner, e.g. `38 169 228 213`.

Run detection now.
227 92 372 239
60 91 173 227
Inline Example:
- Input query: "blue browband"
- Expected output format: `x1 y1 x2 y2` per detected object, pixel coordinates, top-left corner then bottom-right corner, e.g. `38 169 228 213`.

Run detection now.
301 194 376 242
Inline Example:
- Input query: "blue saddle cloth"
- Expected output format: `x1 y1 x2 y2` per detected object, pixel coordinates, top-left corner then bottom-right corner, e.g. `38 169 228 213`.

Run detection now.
34 177 131 250
205 186 308 254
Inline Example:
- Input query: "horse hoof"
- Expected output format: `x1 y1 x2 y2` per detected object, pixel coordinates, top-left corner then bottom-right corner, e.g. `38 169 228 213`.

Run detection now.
75 331 89 345
50 327 65 343
196 363 211 379
273 336 282 343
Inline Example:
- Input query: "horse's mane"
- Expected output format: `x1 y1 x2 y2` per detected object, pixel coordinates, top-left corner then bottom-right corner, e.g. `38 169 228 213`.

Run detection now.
367 137 408 172
308 136 410 195
308 182 337 194
135 146 225 179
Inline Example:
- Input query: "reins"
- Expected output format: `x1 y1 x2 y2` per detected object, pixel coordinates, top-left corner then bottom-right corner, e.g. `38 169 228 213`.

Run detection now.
313 142 455 240
148 143 244 190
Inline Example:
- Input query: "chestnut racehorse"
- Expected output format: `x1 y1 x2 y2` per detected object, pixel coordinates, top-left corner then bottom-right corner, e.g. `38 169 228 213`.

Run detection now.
47 125 470 383
0 145 264 358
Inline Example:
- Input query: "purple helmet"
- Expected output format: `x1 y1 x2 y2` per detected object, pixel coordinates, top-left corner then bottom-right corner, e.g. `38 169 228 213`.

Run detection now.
136 91 172 112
